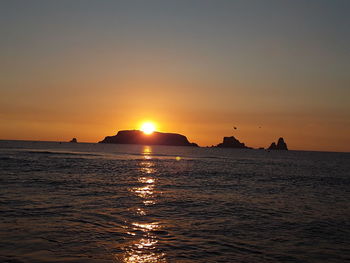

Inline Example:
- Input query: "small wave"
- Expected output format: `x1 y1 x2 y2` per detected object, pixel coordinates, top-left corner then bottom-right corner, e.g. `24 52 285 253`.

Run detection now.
23 150 101 157
0 255 25 263
0 156 15 161
126 152 178 158
201 156 227 160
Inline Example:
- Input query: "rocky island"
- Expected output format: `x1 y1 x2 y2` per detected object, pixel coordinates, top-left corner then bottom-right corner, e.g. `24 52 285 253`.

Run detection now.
268 137 288 150
216 136 251 149
99 130 198 147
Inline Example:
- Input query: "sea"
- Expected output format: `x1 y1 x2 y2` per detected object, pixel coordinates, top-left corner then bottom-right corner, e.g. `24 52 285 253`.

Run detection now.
0 140 349 263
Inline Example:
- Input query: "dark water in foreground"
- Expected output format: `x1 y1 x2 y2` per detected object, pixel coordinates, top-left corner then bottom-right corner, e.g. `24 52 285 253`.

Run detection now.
0 141 349 263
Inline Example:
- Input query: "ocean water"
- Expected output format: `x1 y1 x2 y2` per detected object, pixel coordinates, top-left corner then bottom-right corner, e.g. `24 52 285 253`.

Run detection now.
0 140 349 263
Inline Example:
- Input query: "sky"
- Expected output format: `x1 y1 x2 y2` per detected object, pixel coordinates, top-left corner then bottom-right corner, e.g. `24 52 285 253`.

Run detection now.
0 0 349 151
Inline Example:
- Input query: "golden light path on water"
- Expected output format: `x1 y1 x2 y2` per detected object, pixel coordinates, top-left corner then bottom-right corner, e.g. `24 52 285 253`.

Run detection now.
116 146 167 263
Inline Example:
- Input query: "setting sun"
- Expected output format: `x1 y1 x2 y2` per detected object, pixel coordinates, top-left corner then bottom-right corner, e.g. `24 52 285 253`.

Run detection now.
140 122 156 135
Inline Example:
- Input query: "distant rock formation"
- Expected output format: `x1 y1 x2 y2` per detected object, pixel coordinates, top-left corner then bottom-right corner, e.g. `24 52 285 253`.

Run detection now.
268 137 288 150
99 130 198 147
268 142 277 150
216 136 250 149
69 138 77 143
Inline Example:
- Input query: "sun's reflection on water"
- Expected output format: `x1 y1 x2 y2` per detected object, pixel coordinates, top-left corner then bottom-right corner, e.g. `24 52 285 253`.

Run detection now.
121 242 166 263
132 222 159 232
143 146 152 155
139 177 155 184
133 185 154 198
143 200 156 206
136 208 146 216
139 160 156 174
117 146 167 262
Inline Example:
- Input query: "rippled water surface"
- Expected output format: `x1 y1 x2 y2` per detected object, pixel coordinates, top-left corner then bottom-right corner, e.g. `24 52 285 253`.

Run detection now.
0 140 349 263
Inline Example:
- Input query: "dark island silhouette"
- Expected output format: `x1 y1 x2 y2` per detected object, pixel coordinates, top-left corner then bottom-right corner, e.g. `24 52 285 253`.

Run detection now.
268 137 288 150
99 130 198 147
215 135 289 150
69 138 78 143
216 136 251 149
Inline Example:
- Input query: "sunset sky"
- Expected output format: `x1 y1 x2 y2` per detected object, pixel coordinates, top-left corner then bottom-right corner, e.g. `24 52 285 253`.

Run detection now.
1 0 349 151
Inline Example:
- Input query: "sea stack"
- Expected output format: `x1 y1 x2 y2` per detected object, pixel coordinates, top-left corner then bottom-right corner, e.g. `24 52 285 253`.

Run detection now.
69 138 78 143
99 130 198 147
268 137 288 150
216 136 250 149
